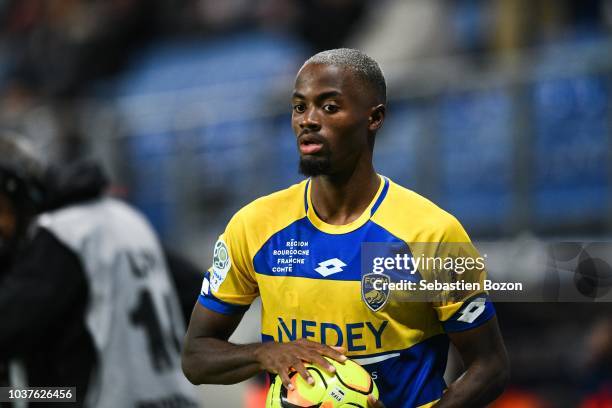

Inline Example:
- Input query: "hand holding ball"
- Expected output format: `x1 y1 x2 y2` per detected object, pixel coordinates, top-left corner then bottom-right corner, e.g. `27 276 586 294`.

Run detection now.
266 357 379 408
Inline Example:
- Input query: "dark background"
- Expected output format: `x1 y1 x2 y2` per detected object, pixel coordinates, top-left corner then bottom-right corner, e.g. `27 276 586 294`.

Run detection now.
1 1 611 406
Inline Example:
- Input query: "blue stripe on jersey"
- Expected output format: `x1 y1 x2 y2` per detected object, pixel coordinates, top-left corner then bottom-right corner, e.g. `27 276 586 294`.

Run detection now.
442 294 496 333
198 293 250 315
303 177 389 216
362 335 448 408
252 218 416 281
370 177 390 216
304 179 310 212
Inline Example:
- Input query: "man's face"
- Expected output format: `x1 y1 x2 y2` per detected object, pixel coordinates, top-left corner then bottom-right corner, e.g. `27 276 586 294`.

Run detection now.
291 63 374 177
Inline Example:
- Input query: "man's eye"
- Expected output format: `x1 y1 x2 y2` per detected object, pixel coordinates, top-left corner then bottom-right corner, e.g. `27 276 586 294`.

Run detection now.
323 104 339 113
293 104 305 113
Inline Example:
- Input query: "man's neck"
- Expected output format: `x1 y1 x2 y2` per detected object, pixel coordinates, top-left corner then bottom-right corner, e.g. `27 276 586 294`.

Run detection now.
309 163 380 226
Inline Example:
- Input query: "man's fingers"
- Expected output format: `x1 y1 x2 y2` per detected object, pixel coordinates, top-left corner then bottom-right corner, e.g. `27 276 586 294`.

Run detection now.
330 346 347 354
308 353 336 374
321 345 348 363
279 370 294 391
295 339 346 362
368 395 385 408
293 361 314 385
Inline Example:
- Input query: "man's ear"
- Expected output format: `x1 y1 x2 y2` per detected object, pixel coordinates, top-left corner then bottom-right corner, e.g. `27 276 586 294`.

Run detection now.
368 104 386 132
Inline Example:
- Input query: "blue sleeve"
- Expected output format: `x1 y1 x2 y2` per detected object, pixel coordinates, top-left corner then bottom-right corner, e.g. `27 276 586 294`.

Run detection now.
197 294 250 315
197 271 250 315
442 294 496 333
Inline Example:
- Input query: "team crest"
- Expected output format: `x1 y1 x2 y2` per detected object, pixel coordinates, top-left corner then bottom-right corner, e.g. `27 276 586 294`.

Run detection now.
361 273 390 312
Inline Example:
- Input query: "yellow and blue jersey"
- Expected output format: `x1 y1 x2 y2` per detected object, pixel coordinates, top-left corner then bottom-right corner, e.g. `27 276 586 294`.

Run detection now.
198 176 495 408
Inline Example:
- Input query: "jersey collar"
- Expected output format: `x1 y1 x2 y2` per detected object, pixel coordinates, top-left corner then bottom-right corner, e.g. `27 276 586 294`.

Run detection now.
303 175 389 234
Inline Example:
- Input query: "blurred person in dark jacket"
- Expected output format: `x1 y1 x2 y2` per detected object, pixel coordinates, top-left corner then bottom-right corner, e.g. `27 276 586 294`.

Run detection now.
580 317 612 408
0 135 200 407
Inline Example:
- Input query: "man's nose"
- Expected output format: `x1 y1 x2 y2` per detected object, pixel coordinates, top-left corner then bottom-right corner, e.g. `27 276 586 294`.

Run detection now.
299 107 321 131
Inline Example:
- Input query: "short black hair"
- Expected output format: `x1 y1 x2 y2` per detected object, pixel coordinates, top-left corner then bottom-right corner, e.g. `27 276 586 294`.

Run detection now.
303 48 387 104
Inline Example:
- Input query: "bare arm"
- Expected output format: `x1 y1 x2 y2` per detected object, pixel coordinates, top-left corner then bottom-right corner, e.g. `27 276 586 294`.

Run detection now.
181 303 258 385
181 303 347 388
368 317 509 408
434 317 510 407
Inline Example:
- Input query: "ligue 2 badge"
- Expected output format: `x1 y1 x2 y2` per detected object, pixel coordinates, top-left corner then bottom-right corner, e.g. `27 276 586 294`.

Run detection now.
361 272 390 312
210 238 231 292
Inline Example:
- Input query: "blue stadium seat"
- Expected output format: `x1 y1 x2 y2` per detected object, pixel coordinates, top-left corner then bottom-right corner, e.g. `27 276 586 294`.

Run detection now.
437 89 514 232
113 33 306 238
373 101 421 187
532 74 609 227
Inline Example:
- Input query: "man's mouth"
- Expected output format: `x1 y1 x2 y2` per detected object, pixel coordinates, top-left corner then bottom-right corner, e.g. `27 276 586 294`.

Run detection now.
299 140 323 155
298 134 325 155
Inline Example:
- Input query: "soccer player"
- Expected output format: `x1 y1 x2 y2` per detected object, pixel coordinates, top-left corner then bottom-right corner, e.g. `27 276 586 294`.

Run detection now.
0 136 200 407
182 49 509 407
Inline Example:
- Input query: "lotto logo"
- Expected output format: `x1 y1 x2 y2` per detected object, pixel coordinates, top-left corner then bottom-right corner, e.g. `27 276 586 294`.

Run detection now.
315 258 347 277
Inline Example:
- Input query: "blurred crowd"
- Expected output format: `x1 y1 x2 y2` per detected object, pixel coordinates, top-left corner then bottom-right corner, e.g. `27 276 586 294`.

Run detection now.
0 0 610 237
1 1 611 407
1 0 612 96
0 0 611 93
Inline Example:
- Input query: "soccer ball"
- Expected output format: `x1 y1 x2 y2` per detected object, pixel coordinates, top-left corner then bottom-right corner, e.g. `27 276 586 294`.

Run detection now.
265 357 379 407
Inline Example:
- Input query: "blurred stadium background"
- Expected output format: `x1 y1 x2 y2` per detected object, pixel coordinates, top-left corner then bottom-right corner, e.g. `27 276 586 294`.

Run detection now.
1 0 611 407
